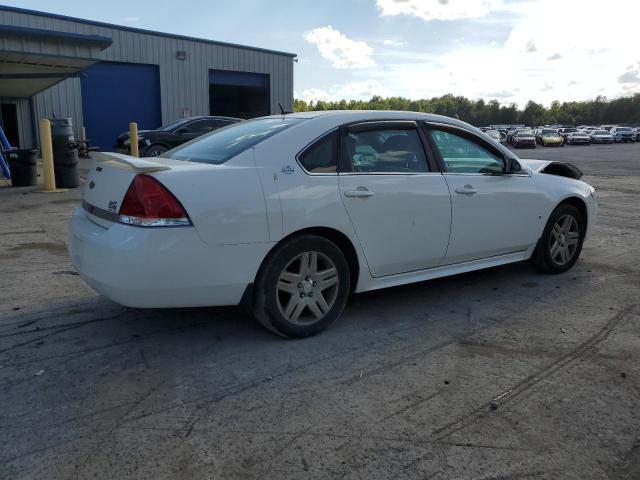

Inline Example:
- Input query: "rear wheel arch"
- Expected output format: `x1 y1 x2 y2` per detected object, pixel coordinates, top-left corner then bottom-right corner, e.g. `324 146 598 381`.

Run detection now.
258 227 360 293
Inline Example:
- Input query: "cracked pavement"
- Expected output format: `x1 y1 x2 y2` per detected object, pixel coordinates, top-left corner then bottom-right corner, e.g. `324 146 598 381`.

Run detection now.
1 144 639 479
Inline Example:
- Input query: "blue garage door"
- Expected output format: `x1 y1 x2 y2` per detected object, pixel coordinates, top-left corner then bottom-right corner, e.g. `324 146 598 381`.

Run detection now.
81 61 161 151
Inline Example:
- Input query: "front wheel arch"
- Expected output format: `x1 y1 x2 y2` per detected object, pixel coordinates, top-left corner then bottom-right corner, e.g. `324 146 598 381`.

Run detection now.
557 196 588 229
531 200 587 273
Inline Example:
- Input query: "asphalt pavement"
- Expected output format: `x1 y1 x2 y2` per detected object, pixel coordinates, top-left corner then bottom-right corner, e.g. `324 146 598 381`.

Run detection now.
1 143 639 479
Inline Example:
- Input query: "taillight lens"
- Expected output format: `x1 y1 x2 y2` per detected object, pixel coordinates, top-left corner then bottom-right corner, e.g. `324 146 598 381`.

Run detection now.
118 174 191 227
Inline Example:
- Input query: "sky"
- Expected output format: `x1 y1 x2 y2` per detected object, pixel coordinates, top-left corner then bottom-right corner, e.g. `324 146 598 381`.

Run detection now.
6 0 640 106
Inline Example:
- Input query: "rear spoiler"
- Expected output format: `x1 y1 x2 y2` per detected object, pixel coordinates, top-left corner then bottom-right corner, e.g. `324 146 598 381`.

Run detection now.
93 152 171 173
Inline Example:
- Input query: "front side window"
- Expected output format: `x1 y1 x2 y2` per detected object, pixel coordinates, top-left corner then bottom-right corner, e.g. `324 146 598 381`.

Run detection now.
430 130 504 175
343 128 428 173
165 117 303 164
298 130 338 173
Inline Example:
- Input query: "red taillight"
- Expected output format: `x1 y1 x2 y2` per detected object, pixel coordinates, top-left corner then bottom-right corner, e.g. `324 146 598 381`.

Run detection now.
118 174 190 227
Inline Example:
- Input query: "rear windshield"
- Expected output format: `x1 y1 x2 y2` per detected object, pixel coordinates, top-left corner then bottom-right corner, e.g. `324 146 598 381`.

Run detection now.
164 117 303 164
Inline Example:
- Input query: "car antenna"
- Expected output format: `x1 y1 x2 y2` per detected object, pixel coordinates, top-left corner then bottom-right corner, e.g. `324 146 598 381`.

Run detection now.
278 103 291 115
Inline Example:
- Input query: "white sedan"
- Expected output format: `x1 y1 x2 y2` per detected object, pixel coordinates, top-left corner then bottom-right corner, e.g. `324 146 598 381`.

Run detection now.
69 111 597 338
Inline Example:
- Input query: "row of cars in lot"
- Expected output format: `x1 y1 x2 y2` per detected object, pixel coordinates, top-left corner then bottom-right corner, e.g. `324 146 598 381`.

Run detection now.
116 116 639 157
481 124 640 148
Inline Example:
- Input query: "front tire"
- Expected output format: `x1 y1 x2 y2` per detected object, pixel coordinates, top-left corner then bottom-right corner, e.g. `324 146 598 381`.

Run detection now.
252 235 350 338
531 204 585 274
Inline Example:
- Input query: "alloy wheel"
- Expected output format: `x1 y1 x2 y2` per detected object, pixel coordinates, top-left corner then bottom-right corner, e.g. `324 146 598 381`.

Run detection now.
548 214 580 266
276 251 339 325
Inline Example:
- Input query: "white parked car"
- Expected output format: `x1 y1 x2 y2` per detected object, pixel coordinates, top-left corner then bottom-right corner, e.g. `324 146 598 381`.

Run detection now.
69 111 597 338
610 126 636 143
589 130 614 144
483 129 502 142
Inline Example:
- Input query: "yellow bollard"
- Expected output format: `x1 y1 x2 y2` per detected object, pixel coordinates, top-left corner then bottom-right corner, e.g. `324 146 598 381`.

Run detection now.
39 119 56 191
129 122 139 157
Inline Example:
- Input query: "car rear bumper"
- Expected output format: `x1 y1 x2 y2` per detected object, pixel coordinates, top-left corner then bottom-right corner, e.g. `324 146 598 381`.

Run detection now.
68 207 273 308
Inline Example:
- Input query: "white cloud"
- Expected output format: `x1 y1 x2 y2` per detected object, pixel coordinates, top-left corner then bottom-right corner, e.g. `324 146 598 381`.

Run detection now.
300 88 334 103
123 16 139 22
383 39 406 47
618 64 640 84
304 26 375 69
338 79 393 99
376 0 504 22
300 80 392 103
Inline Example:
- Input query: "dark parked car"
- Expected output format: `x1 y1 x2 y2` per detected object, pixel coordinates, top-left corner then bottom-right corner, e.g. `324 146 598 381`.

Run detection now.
507 127 531 144
511 130 536 148
115 116 242 157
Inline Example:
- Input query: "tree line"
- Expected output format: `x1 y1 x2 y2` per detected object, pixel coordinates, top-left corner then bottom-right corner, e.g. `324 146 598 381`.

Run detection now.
293 94 640 126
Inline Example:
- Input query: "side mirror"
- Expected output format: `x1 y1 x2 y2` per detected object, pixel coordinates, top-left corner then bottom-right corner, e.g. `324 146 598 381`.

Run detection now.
175 127 188 134
505 158 522 174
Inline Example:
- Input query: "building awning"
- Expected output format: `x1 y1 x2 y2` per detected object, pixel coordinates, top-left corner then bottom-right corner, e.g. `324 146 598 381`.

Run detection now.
0 25 112 97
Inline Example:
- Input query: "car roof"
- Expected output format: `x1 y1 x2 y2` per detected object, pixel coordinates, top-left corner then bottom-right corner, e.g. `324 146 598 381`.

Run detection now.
270 110 469 126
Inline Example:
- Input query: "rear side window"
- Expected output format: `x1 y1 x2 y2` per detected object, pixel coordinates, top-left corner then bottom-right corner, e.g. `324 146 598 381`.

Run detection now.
343 128 428 173
298 130 338 173
165 117 303 164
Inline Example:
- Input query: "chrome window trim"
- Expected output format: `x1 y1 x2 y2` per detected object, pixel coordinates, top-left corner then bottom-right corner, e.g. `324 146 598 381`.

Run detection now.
338 171 443 176
442 172 531 178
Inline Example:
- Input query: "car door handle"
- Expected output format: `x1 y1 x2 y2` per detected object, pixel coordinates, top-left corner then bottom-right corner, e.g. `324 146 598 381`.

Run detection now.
344 188 374 198
455 185 478 195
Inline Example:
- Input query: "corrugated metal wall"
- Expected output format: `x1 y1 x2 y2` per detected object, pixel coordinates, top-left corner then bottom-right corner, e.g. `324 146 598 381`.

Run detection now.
0 8 294 146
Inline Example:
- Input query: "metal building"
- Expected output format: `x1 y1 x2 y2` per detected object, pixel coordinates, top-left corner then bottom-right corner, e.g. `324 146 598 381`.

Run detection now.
0 6 295 150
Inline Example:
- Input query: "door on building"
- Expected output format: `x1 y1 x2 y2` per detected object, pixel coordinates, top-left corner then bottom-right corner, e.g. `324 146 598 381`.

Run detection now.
0 103 19 147
209 70 270 119
80 61 161 152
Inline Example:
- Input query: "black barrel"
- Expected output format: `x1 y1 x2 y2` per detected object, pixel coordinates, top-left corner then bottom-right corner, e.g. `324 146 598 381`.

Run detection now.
50 118 80 188
6 149 38 187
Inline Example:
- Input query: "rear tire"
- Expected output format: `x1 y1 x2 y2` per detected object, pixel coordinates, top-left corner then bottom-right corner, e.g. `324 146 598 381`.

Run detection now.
531 204 585 274
142 144 168 157
252 235 350 338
